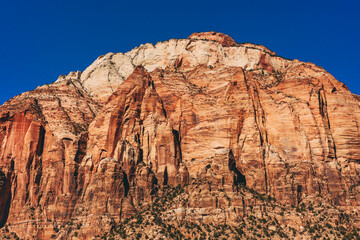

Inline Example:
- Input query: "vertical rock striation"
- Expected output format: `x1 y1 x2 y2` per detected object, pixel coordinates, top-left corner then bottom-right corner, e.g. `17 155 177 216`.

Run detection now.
0 32 359 239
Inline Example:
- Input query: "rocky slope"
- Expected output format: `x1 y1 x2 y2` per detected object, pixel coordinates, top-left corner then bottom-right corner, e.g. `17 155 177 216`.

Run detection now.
0 31 359 239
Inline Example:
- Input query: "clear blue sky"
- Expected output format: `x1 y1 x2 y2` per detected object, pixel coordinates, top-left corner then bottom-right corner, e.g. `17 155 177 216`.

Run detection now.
1 0 359 104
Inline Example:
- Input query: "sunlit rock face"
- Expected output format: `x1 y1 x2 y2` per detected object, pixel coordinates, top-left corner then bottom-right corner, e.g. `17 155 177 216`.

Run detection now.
76 31 289 104
0 32 359 239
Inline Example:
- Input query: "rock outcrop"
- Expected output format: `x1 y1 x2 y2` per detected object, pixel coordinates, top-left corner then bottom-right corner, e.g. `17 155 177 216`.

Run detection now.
188 31 238 47
0 32 359 239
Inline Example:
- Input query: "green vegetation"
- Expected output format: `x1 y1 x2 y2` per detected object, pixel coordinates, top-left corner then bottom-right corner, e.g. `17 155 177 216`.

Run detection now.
94 180 360 240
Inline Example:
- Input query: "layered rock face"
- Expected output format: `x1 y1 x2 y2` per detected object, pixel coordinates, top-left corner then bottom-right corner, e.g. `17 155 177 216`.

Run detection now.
0 32 360 239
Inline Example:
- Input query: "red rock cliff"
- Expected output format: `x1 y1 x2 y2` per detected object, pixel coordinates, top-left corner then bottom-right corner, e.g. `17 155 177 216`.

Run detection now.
0 32 359 239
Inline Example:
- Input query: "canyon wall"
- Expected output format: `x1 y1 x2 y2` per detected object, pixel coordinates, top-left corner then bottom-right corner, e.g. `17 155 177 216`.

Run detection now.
0 32 359 239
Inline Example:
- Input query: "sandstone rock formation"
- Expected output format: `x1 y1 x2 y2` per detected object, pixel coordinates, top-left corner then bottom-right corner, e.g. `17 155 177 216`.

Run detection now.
0 32 359 239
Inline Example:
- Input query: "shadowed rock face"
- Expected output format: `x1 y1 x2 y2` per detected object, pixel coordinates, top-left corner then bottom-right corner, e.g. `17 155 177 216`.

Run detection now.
0 32 359 239
0 170 11 228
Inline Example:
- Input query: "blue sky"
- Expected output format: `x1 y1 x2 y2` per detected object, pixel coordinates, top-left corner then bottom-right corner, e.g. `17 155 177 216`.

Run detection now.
1 0 359 104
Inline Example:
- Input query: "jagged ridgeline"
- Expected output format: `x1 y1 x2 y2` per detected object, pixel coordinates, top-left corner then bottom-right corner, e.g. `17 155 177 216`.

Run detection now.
0 32 359 239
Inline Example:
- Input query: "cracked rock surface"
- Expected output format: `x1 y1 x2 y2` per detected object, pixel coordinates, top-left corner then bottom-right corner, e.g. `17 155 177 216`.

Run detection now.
0 32 359 239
